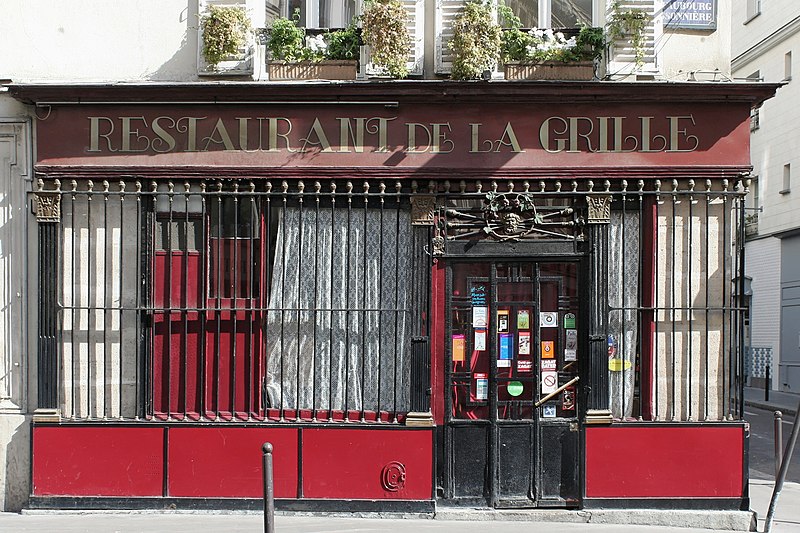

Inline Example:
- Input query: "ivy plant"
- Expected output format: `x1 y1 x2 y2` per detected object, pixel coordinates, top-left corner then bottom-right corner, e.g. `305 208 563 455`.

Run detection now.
361 0 410 78
267 10 311 61
326 25 361 61
450 0 502 80
201 5 252 68
607 0 649 67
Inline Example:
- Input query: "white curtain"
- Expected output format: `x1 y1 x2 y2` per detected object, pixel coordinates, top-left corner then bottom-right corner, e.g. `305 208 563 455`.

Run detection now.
265 206 412 412
608 210 639 419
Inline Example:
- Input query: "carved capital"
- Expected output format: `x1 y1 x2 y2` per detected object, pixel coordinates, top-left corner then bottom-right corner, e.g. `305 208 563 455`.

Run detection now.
35 192 61 223
411 195 436 226
587 195 611 224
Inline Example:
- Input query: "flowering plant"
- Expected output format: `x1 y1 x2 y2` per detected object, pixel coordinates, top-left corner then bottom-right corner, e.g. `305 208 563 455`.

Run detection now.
502 25 604 64
526 28 578 62
499 5 604 64
266 10 360 62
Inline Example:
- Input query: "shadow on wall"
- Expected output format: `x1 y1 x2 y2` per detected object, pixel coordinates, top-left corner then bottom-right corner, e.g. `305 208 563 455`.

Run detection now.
148 2 200 82
3 415 30 512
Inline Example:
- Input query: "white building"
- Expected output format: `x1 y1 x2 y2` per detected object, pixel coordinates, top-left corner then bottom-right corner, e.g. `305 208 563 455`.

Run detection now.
732 0 800 394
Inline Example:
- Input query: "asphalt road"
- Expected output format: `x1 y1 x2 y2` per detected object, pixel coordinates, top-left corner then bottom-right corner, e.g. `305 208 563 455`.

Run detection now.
745 405 800 483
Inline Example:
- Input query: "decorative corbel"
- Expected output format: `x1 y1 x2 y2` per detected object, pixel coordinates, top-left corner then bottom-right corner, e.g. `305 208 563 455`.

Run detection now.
586 195 612 224
35 178 61 223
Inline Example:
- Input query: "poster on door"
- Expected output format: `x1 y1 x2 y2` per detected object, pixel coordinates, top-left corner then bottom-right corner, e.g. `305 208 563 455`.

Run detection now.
541 370 558 394
498 333 513 367
565 329 577 361
452 334 465 362
518 331 531 355
473 306 488 328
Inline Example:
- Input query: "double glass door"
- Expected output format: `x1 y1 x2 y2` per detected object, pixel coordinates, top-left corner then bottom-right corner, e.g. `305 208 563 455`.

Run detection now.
445 261 582 507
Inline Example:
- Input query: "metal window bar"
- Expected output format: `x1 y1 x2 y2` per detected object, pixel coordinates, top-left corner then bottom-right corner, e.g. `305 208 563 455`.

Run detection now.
36 176 748 423
37 178 425 423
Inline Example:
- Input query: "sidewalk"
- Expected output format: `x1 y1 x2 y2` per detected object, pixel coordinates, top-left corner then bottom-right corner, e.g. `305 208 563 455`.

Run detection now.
0 481 797 533
744 386 799 416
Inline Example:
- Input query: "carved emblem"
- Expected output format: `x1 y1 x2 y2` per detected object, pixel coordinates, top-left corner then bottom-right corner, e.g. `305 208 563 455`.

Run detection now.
587 195 612 224
380 461 407 492
35 192 61 223
445 191 577 242
410 195 436 226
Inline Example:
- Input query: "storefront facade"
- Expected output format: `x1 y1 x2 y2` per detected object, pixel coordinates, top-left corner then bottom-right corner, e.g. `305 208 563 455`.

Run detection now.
10 81 776 512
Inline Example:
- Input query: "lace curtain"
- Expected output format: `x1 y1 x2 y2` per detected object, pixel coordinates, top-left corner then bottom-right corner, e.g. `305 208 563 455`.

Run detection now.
265 206 412 412
608 210 639 419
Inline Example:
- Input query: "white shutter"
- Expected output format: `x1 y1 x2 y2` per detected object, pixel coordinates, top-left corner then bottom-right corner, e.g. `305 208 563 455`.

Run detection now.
606 0 661 79
197 0 256 77
406 0 425 75
363 0 425 77
435 0 466 75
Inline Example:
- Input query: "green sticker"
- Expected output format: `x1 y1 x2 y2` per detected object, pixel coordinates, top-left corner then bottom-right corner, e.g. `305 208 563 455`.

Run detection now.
564 313 576 329
507 381 524 397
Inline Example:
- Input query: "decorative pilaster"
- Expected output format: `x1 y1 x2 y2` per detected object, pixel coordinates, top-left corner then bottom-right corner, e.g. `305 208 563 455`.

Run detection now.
585 195 612 424
34 179 61 422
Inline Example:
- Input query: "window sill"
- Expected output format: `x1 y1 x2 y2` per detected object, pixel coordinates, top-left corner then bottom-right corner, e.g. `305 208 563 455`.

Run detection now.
779 189 791 195
744 12 761 25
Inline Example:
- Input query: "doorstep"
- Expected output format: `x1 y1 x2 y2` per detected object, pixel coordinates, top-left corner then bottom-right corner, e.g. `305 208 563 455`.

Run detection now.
433 507 756 531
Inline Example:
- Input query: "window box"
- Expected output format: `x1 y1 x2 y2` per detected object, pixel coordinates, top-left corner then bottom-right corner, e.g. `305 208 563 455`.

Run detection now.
267 59 358 80
504 60 594 80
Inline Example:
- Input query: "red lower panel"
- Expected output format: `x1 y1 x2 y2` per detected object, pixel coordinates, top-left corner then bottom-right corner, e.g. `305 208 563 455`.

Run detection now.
167 427 298 498
33 426 164 496
302 428 433 499
585 425 744 498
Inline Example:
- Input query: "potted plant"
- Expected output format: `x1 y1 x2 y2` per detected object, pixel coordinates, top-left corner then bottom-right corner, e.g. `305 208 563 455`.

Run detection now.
361 0 410 79
449 0 502 80
501 23 604 81
266 11 360 80
200 4 253 71
607 0 649 67
498 4 604 81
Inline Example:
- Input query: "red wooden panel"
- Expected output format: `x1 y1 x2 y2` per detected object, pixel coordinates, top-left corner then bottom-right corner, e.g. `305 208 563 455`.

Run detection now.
203 310 263 418
585 425 744 498
167 427 298 498
32 426 164 496
302 428 433 500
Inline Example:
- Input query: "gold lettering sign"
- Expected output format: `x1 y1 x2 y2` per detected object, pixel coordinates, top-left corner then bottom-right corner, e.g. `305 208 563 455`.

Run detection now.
86 114 701 156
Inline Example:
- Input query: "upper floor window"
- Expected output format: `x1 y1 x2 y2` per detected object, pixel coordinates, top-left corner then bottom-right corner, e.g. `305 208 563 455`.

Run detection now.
785 51 792 81
746 0 761 22
502 0 594 28
269 0 356 28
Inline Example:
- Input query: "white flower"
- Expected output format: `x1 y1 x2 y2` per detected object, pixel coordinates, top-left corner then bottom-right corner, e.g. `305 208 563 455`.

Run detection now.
305 34 327 53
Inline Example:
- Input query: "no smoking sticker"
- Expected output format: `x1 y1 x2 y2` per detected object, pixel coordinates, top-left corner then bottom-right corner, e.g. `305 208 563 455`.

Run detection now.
541 371 558 393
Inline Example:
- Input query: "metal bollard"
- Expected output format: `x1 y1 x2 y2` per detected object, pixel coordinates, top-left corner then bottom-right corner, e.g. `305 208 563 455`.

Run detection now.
774 411 783 480
765 364 771 402
262 442 274 533
765 399 800 533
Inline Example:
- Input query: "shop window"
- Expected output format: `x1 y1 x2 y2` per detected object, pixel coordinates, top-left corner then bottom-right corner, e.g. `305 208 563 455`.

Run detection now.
53 179 426 423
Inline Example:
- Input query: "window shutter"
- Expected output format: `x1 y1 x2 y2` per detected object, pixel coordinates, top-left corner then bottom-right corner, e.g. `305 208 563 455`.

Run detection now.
606 0 660 79
434 0 466 75
197 0 256 77
364 0 425 77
